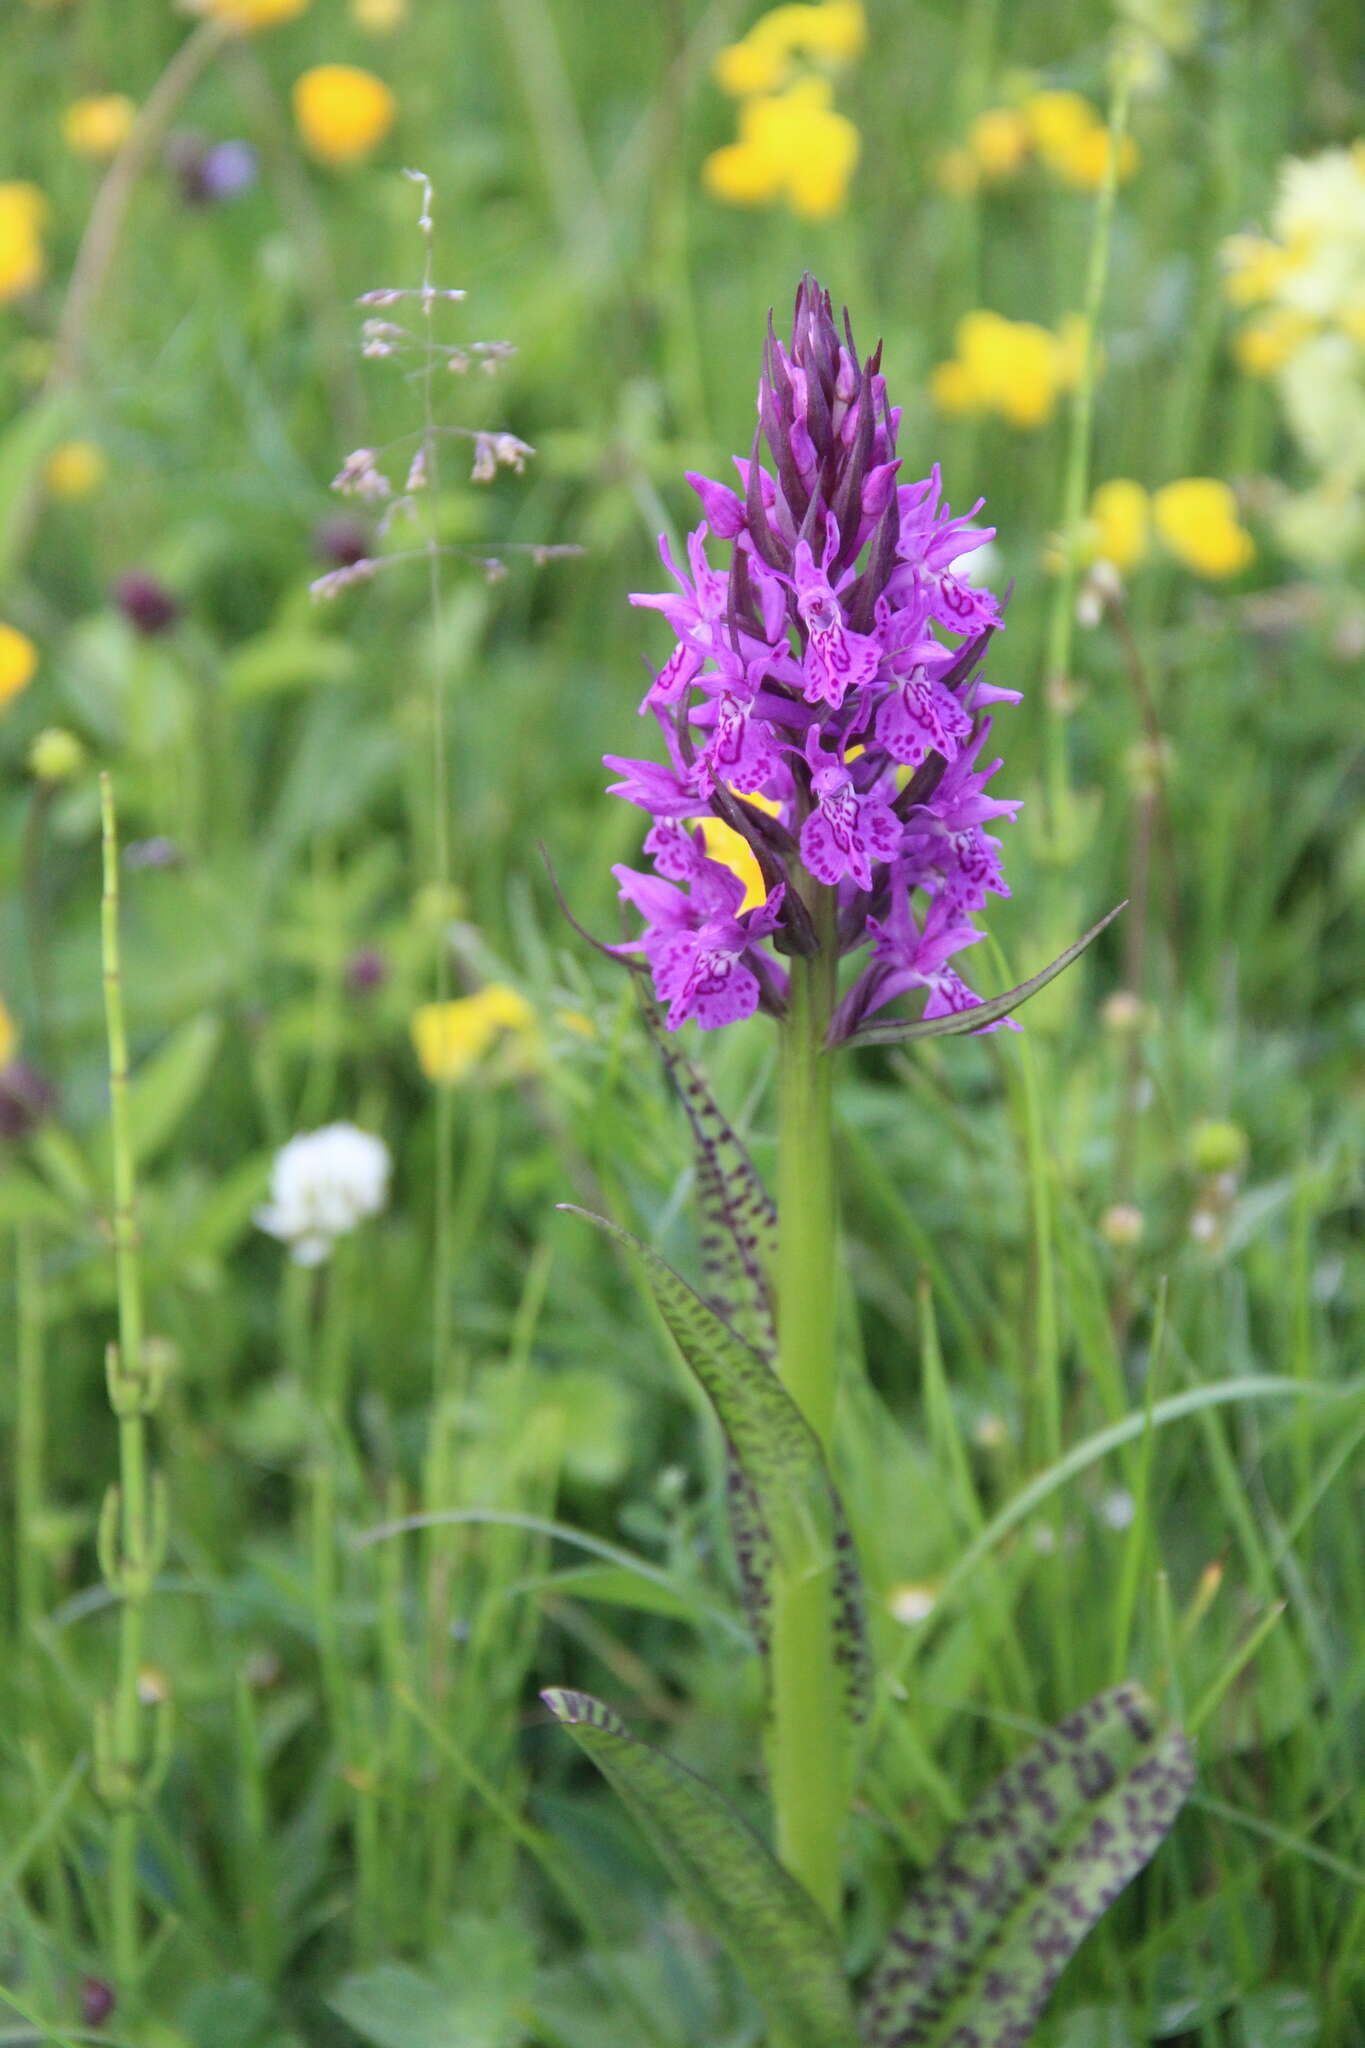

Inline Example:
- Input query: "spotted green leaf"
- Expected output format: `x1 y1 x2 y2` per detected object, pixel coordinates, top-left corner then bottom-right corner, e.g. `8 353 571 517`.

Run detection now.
860 1683 1195 2047
541 1688 860 2048
559 1205 872 1723
641 999 777 1359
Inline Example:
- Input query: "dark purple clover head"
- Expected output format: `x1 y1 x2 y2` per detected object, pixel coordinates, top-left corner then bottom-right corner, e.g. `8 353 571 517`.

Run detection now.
607 273 1021 1039
0 1060 57 1142
115 572 179 637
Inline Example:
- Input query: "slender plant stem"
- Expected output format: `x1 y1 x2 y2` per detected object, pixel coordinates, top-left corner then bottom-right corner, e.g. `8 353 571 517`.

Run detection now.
1041 52 1134 843
14 1222 46 1636
770 889 844 1926
99 773 159 2011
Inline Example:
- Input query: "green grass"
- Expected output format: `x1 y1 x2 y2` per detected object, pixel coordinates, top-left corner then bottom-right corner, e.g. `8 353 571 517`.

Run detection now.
2 2 1362 2044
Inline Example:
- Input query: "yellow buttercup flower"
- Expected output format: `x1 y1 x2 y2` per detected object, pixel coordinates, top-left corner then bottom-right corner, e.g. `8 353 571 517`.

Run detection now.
1022 89 1098 166
0 183 47 304
63 94 136 161
0 998 17 1070
965 106 1031 180
352 0 406 26
704 74 860 219
1088 479 1150 572
45 441 107 499
0 623 38 706
1152 479 1254 579
698 821 766 912
411 984 535 1085
714 1 866 97
1050 125 1138 191
293 64 396 166
189 0 310 28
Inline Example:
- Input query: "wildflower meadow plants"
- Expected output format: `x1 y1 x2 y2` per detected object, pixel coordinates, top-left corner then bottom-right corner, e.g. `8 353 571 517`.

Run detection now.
540 278 1193 2047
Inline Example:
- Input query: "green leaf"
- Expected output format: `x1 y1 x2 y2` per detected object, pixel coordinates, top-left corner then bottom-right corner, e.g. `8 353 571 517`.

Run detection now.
560 1206 872 1723
541 1688 860 2048
1235 1987 1320 2048
860 1683 1195 2048
101 1014 224 1171
845 903 1125 1047
225 632 360 701
0 387 79 586
643 1002 777 1359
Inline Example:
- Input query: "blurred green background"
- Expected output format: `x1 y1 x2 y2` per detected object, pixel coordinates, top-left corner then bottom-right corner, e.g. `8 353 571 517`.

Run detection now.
0 1 1362 2043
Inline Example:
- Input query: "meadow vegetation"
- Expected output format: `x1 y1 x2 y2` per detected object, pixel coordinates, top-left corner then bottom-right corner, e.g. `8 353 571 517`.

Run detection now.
0 2 1362 2044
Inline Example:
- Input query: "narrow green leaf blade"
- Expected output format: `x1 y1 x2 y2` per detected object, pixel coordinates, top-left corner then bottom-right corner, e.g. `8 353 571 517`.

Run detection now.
861 1684 1195 2047
846 903 1126 1048
642 1000 777 1359
542 1689 860 2048
560 1206 872 1722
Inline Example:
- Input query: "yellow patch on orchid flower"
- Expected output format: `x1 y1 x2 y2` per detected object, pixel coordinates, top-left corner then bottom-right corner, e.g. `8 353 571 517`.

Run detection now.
714 1 866 97
0 183 47 303
0 998 17 1070
0 623 39 706
411 984 534 1085
45 441 106 500
1086 480 1150 572
695 792 781 913
63 94 136 161
352 0 406 26
190 0 310 28
1152 479 1254 579
293 65 395 166
965 107 1031 180
704 74 860 219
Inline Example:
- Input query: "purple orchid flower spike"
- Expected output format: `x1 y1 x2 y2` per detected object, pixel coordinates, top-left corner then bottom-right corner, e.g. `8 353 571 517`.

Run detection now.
594 273 1119 1038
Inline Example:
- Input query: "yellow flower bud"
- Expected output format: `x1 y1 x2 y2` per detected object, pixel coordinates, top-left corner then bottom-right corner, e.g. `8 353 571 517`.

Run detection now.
28 727 86 783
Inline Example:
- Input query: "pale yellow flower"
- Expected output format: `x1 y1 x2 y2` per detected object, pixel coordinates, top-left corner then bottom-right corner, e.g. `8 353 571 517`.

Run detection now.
0 182 47 303
0 623 38 706
1231 308 1317 376
62 94 136 161
45 441 107 499
293 64 395 166
704 74 859 219
0 998 17 1070
1087 479 1150 572
1152 479 1254 579
352 0 406 26
411 984 534 1084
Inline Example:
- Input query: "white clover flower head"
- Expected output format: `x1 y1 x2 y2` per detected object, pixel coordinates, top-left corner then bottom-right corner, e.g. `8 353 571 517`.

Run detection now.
255 1122 391 1265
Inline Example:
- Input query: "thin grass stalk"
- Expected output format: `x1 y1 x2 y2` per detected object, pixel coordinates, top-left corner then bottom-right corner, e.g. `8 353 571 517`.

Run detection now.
97 772 163 2011
14 1222 45 1637
1041 51 1135 842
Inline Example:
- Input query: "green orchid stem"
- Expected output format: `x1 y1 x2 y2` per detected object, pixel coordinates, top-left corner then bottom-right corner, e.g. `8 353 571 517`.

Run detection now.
771 892 844 1928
